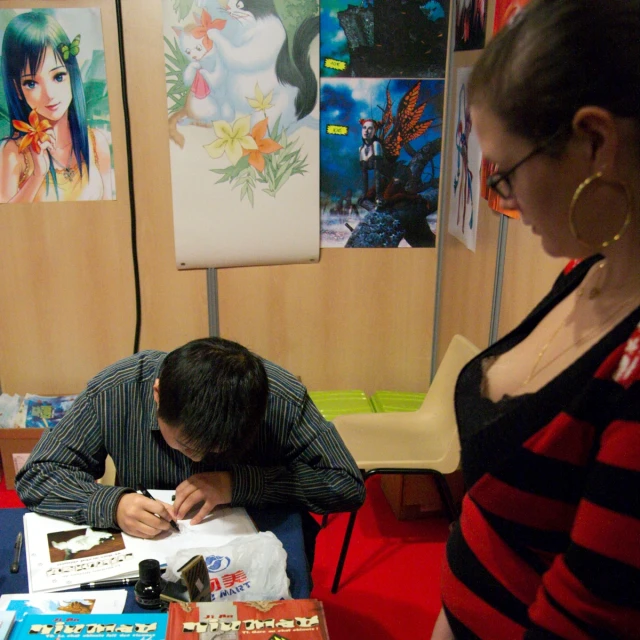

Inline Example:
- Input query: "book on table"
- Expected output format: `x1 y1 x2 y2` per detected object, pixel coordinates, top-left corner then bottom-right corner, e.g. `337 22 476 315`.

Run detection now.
9 614 167 640
0 591 127 620
166 599 331 639
0 611 16 640
23 490 257 593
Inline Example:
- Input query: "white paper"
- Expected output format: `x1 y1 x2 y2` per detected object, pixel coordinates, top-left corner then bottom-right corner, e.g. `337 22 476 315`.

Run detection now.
23 491 256 593
0 591 127 620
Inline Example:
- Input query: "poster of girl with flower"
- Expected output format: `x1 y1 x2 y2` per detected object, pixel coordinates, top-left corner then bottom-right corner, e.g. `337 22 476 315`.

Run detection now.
162 0 320 269
0 7 115 203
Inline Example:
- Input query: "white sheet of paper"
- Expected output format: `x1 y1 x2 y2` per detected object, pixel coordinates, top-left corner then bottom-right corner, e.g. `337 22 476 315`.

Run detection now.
23 491 256 593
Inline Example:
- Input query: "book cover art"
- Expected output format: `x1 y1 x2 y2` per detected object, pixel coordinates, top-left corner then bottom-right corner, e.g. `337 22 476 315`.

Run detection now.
10 614 167 640
166 600 330 639
0 591 127 621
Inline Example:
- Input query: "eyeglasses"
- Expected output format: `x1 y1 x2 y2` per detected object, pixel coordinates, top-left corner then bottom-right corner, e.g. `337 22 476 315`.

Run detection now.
486 129 566 199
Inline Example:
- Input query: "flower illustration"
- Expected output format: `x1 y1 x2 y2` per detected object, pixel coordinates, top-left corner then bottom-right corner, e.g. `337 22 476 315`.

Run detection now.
204 116 258 165
12 109 53 153
246 83 274 112
243 119 282 173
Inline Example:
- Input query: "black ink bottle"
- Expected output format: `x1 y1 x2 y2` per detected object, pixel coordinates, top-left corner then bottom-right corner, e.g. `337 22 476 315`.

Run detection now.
134 559 166 609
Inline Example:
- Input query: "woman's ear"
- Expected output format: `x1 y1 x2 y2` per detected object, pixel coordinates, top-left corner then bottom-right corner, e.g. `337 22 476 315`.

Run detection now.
572 106 618 171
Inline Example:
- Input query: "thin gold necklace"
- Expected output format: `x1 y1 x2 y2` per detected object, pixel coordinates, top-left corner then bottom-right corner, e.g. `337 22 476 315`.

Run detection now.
522 262 638 387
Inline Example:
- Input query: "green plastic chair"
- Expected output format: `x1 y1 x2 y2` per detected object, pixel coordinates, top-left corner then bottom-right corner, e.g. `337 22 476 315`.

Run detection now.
370 391 426 413
309 390 374 422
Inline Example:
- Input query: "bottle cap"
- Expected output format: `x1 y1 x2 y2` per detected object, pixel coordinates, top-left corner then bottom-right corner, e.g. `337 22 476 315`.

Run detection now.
139 559 161 583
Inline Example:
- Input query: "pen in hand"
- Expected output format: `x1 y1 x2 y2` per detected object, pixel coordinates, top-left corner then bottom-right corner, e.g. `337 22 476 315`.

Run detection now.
10 532 23 573
136 484 180 532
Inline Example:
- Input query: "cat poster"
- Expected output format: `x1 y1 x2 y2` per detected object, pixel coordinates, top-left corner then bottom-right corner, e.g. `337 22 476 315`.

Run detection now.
454 0 487 51
320 0 449 79
320 78 443 248
0 7 115 203
448 66 480 251
162 0 320 269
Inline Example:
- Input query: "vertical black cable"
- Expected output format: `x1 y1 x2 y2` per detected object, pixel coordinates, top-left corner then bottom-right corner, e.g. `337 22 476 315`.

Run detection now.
114 0 142 354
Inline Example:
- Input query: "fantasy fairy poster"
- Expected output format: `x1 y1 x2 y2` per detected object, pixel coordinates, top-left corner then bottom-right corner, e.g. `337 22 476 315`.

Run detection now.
162 0 320 269
320 78 443 248
320 0 449 79
448 66 480 251
454 0 487 51
493 0 531 33
0 7 115 203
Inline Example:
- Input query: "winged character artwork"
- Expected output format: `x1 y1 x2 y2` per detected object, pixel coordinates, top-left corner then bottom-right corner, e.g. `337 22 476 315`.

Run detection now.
165 0 319 206
321 79 443 248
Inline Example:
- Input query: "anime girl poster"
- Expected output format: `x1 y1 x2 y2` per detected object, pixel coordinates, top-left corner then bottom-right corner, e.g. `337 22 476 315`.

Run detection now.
448 66 480 251
0 8 115 203
162 0 321 268
454 0 486 51
493 0 531 34
320 78 444 248
321 0 449 79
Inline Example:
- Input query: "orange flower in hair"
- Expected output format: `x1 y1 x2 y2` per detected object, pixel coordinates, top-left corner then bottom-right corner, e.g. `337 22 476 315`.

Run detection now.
12 110 53 154
188 9 226 51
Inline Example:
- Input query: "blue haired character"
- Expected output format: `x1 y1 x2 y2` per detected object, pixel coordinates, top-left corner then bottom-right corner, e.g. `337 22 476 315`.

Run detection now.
0 11 113 202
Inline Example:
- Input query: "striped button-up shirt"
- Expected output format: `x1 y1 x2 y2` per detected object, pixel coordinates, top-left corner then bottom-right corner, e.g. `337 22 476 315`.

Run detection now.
16 351 365 530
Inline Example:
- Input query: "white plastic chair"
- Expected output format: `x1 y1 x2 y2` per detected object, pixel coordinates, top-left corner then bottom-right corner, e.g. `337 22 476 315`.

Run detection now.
328 334 480 592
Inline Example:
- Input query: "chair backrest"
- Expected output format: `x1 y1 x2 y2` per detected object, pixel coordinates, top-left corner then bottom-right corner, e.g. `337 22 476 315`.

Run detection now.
422 334 480 410
417 334 480 472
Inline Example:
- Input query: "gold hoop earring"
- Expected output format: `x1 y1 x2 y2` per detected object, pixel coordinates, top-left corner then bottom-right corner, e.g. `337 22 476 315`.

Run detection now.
569 172 633 249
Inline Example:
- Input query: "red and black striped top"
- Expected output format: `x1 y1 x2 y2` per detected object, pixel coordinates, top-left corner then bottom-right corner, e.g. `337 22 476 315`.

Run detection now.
442 257 640 639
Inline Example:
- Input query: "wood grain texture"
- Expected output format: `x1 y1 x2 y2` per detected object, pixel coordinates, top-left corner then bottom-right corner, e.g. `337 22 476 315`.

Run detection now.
218 248 438 395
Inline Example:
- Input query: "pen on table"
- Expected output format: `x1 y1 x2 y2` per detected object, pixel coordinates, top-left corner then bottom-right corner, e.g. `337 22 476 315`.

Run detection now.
80 578 137 589
136 484 180 532
10 532 23 574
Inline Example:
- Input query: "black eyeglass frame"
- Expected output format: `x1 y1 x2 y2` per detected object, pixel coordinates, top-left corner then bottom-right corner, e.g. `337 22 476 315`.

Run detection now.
486 128 568 200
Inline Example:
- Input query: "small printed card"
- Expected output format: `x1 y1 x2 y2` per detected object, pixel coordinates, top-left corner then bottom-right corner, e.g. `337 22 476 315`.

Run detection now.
0 591 127 621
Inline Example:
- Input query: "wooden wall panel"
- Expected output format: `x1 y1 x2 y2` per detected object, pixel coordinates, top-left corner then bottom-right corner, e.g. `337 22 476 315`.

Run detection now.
498 217 566 338
218 249 437 395
122 0 208 352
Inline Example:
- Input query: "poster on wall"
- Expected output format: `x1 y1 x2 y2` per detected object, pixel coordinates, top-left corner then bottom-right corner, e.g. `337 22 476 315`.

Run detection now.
162 0 320 269
448 66 480 251
320 78 443 248
480 157 518 218
454 0 487 51
0 7 115 203
493 0 531 34
320 0 449 79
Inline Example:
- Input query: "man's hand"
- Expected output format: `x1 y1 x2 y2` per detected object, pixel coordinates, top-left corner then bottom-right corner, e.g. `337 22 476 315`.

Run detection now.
173 472 233 525
115 493 177 538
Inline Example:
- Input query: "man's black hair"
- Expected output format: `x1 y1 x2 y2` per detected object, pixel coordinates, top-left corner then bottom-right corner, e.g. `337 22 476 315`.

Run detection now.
157 337 268 458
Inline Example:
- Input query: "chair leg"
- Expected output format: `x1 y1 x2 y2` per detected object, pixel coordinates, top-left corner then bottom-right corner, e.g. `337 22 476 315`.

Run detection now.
331 509 359 594
432 472 459 522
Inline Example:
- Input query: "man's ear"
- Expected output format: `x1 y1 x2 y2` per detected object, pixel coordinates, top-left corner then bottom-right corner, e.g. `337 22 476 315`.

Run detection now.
572 106 619 171
153 379 160 405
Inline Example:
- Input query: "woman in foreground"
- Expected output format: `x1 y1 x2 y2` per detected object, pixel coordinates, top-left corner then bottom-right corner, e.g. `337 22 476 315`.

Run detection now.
432 1 640 638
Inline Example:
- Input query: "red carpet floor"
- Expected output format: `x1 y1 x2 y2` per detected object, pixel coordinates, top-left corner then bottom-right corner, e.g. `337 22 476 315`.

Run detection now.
0 471 447 638
311 476 449 639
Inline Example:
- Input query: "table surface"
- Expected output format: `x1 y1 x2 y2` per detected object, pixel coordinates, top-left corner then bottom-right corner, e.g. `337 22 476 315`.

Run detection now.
0 506 310 608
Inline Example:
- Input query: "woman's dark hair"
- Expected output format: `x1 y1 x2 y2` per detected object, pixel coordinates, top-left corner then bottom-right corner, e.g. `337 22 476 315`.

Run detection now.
468 0 640 149
157 337 268 458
